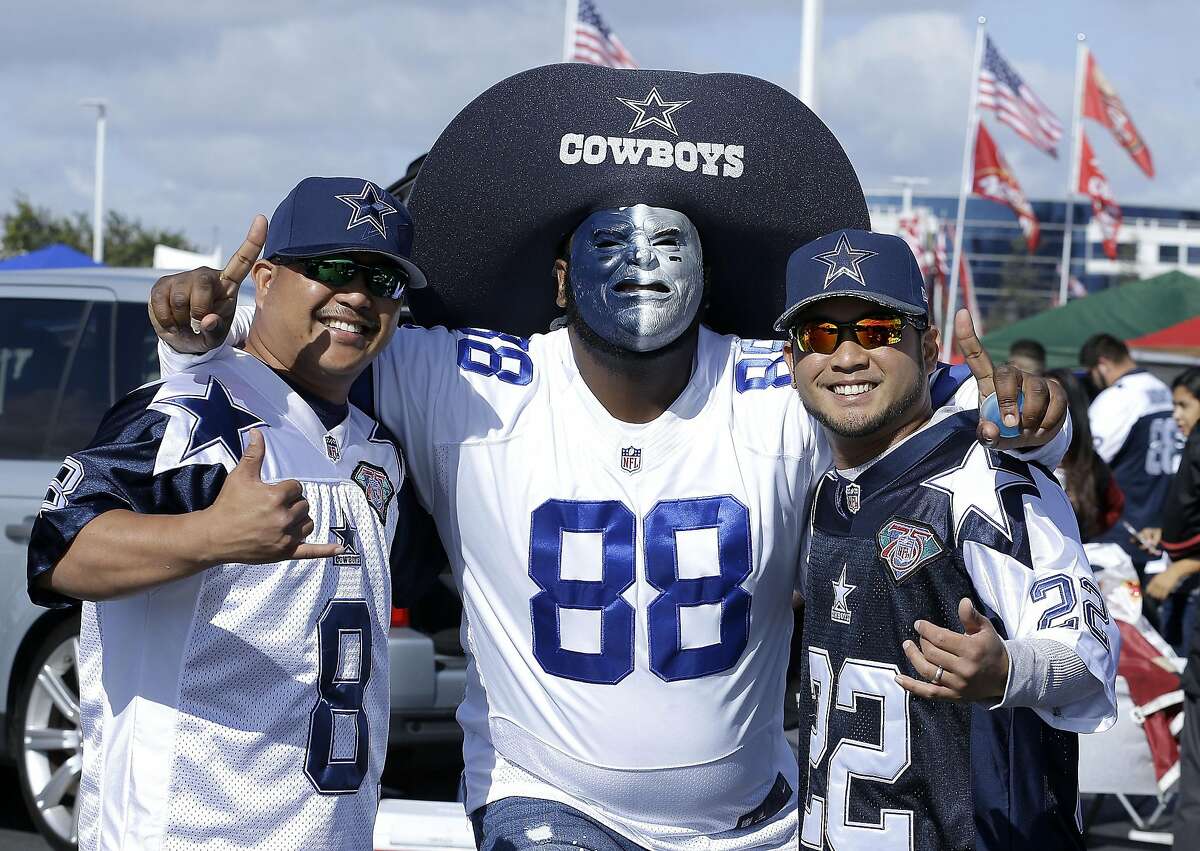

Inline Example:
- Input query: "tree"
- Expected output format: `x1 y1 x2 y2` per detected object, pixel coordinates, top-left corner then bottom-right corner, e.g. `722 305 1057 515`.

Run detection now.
0 194 195 266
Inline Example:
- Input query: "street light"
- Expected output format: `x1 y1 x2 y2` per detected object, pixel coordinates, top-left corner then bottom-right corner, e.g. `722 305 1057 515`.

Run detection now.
79 99 107 263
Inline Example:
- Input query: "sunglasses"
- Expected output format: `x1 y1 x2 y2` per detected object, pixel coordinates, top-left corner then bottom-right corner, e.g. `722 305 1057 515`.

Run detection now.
285 257 410 300
790 314 927 355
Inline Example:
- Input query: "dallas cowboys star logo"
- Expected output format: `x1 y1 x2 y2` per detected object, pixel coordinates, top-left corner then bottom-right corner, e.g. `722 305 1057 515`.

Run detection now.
335 181 397 238
830 563 856 625
616 87 692 136
330 515 363 567
920 442 1037 543
157 377 266 464
811 233 879 289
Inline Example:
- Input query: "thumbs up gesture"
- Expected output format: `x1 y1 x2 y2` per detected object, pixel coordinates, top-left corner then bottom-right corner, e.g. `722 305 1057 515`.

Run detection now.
894 598 1011 703
204 429 343 564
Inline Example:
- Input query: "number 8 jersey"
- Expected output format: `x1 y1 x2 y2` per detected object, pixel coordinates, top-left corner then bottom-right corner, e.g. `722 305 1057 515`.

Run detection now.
28 351 404 850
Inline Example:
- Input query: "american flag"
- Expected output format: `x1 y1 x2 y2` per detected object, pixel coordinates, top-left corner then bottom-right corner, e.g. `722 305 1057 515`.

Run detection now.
569 0 638 69
978 37 1063 157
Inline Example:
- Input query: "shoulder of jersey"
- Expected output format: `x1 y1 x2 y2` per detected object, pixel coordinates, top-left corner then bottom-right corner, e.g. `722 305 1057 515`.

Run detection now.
144 354 279 475
709 329 815 459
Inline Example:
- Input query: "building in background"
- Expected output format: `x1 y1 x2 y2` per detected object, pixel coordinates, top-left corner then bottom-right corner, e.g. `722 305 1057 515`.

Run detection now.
870 193 1200 329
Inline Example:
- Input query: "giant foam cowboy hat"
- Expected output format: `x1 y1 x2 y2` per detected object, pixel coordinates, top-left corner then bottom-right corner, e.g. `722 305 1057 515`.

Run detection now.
407 62 870 340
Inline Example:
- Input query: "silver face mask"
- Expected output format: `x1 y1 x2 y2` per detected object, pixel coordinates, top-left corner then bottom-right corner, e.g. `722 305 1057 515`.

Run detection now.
568 205 704 352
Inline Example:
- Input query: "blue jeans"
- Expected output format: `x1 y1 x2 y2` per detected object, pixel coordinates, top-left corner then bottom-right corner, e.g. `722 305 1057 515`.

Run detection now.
471 796 647 851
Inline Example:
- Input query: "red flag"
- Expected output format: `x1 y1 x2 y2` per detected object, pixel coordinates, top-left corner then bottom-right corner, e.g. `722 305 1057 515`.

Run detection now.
1078 133 1122 261
1083 51 1153 178
972 123 1040 252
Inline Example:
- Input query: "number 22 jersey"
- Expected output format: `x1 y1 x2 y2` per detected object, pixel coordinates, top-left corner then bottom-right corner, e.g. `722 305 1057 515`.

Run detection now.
799 411 1118 851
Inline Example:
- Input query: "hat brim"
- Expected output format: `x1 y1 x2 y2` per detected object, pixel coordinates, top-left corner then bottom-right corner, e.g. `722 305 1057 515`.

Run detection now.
407 63 869 339
773 291 928 333
273 245 427 289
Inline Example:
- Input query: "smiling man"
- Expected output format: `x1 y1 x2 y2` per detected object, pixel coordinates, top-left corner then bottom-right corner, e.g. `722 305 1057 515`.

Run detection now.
27 176 428 850
779 230 1118 851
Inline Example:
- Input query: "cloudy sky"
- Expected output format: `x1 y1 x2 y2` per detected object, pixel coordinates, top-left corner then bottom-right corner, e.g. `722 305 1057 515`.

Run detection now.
4 0 1196 254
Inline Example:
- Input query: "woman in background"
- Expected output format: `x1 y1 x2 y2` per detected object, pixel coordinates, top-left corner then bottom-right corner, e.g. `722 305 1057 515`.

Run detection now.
1046 368 1124 541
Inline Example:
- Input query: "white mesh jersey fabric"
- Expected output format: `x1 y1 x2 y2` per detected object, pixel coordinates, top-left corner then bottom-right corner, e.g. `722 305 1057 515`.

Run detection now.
73 353 400 850
377 327 815 847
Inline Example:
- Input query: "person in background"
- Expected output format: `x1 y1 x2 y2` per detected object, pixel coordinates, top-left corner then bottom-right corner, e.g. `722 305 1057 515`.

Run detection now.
1159 367 1200 846
1009 338 1046 376
1142 369 1200 643
1046 368 1124 542
1080 334 1183 565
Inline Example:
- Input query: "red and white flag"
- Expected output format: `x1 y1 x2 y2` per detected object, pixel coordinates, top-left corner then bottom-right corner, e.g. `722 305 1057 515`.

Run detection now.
568 0 638 69
1078 133 1122 261
932 224 982 336
978 36 1063 157
973 122 1041 252
1083 51 1154 178
897 213 931 281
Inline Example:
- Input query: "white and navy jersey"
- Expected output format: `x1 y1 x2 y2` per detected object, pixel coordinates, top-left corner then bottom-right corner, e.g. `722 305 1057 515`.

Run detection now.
161 315 1019 851
27 351 405 851
799 412 1118 851
1088 369 1183 533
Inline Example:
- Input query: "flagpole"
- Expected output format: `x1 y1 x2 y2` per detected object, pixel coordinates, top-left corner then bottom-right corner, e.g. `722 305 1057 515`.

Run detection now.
1057 34 1088 306
562 0 580 62
940 16 986 361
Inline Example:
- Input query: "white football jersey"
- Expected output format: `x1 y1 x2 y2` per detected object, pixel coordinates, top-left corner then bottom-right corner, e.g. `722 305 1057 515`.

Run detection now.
361 325 814 849
30 351 403 850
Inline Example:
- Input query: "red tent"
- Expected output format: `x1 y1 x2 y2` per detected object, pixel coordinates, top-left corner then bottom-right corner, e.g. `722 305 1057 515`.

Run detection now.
1129 315 1200 357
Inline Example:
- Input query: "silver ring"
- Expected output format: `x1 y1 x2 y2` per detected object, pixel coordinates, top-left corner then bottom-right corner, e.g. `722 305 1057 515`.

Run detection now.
932 666 944 686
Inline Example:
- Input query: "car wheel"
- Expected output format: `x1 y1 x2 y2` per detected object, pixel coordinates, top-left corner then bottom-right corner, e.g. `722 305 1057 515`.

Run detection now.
15 618 82 850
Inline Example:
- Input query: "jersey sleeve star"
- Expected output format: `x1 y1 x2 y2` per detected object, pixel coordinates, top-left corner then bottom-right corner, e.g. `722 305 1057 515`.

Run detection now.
157 377 267 464
811 232 879 288
920 442 1037 543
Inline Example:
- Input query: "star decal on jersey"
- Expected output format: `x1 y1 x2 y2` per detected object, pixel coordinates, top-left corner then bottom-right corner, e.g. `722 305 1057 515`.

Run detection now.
811 233 879 289
158 377 266 464
616 87 692 136
330 515 363 567
830 564 855 625
335 181 397 238
920 442 1037 543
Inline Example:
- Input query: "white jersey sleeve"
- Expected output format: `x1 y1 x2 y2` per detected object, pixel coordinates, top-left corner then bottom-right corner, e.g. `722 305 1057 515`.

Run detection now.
961 464 1119 733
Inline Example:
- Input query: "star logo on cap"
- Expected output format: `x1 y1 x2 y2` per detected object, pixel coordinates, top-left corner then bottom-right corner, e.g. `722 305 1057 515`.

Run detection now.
335 181 397 239
812 233 879 289
616 87 692 136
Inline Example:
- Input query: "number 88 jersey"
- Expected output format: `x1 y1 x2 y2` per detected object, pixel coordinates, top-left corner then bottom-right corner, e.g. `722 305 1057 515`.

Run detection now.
369 324 827 848
798 412 1118 851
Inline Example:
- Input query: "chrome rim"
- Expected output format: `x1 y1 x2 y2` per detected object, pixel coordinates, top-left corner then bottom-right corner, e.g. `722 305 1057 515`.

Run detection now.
22 633 82 845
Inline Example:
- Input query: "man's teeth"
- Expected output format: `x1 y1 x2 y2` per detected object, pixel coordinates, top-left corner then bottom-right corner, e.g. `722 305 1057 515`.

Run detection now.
832 383 874 396
325 319 365 334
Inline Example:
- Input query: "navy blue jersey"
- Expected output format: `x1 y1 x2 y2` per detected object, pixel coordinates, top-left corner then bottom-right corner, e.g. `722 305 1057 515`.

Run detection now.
799 412 1117 851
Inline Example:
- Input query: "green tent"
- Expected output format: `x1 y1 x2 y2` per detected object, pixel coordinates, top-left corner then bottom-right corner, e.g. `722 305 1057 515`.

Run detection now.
981 270 1200 368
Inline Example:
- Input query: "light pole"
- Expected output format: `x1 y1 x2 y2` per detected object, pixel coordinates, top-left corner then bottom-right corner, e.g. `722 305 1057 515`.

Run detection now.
80 99 107 263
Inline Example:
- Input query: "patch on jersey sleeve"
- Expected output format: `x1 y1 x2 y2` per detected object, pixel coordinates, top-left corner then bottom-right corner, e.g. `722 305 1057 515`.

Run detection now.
877 517 944 583
351 461 395 524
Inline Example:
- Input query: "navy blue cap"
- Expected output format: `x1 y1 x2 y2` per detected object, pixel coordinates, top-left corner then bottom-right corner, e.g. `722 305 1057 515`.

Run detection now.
264 176 426 288
773 229 927 332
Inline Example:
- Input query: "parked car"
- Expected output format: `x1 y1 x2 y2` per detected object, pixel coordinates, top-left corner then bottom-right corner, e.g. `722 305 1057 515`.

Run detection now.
0 267 464 849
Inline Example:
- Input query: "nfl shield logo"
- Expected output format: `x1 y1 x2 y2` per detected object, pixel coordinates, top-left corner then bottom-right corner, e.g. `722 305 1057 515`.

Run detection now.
845 483 861 514
351 461 395 524
620 446 641 475
324 434 341 463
